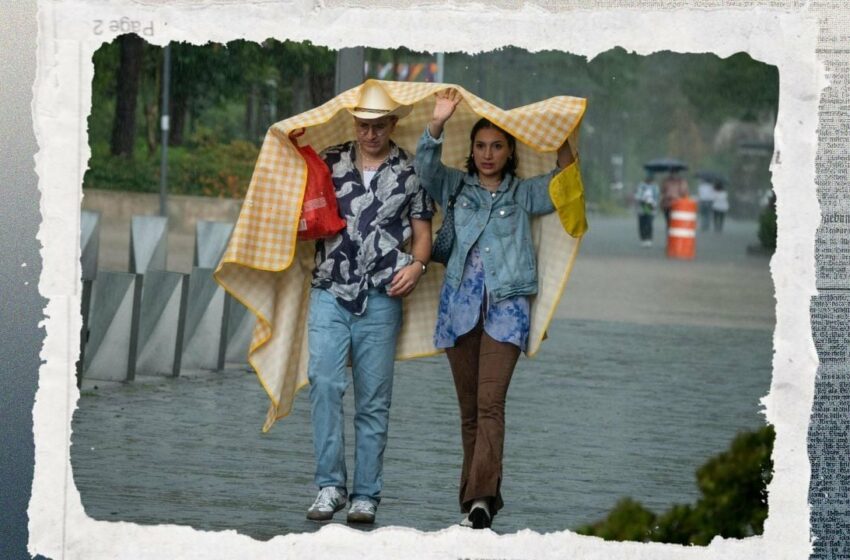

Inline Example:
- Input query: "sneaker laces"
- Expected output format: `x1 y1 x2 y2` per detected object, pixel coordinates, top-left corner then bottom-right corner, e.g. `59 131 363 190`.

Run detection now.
313 487 341 509
350 499 375 513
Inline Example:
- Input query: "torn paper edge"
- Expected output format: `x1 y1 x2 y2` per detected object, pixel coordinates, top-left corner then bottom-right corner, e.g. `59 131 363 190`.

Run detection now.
29 2 822 559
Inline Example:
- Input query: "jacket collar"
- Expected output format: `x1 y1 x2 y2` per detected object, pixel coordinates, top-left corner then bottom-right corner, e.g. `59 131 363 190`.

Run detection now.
463 172 515 193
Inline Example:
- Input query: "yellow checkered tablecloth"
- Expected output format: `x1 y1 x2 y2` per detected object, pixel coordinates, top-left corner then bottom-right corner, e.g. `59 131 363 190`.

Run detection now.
214 80 587 432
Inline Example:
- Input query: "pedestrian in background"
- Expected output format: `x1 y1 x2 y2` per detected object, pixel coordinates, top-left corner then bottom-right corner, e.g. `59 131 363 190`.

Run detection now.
635 174 660 247
415 88 575 530
661 170 689 229
712 182 730 232
696 178 716 231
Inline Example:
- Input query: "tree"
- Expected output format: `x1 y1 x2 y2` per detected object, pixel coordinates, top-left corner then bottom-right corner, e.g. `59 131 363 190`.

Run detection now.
681 52 779 124
166 42 239 145
274 40 336 110
109 34 145 157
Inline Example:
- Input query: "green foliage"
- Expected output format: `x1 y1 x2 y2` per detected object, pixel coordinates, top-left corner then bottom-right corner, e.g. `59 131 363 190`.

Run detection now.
84 136 258 197
651 503 701 544
758 206 778 252
579 498 656 542
86 39 776 205
576 425 775 545
84 142 160 193
681 52 779 124
86 37 335 197
693 426 774 539
175 130 259 198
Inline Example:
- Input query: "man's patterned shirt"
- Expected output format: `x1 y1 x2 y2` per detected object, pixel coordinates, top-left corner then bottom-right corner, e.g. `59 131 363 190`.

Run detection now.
313 140 434 315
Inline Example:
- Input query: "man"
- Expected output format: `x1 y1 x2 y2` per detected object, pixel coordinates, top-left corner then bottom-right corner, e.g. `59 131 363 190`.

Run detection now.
635 173 660 247
305 83 433 524
696 178 716 231
661 170 689 229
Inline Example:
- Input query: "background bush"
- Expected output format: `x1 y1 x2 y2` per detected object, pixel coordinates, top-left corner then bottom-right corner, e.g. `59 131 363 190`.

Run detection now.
576 425 775 545
758 205 778 252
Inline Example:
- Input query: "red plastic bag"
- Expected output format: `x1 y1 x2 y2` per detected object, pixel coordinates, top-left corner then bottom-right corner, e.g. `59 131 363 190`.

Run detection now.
290 129 346 240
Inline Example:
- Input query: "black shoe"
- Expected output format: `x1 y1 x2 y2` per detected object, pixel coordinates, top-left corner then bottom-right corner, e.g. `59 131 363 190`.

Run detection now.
469 506 491 529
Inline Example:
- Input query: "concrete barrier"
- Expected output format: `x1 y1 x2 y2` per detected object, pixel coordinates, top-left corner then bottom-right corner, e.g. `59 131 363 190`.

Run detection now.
82 271 142 382
81 210 101 281
223 294 253 370
81 190 245 273
194 220 234 268
181 267 227 373
130 215 168 274
135 270 189 377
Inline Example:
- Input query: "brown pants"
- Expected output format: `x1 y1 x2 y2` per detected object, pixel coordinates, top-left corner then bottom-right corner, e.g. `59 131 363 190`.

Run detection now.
446 320 520 516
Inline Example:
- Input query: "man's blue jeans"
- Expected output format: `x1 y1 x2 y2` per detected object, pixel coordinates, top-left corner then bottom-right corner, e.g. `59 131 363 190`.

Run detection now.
307 288 402 503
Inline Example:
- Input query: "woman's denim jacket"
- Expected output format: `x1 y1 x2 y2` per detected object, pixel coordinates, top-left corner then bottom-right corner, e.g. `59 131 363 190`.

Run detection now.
414 128 559 302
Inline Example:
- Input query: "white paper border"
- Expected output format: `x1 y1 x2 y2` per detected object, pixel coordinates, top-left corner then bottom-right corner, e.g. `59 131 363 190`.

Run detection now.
30 2 822 558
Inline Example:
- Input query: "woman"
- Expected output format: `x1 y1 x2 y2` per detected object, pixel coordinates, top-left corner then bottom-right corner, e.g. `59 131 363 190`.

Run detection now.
414 89 574 529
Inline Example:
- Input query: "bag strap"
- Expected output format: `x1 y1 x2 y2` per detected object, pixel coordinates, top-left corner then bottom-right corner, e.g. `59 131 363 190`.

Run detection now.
288 128 307 147
446 177 464 209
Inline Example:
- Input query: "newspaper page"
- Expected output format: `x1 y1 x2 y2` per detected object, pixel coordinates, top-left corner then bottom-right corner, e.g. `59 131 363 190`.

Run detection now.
20 0 847 559
808 1 850 558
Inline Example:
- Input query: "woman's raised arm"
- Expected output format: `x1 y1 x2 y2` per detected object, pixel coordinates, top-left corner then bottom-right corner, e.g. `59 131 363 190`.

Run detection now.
428 88 462 138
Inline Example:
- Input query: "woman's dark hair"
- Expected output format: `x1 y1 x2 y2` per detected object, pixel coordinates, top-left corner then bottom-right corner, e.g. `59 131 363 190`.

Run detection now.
465 118 518 178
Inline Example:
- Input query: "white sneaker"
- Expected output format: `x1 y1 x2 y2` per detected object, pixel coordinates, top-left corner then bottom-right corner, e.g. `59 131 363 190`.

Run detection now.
346 498 377 524
306 487 347 521
459 514 473 528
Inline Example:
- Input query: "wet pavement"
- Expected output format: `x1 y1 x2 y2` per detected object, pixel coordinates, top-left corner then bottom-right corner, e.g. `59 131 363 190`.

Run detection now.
71 214 775 538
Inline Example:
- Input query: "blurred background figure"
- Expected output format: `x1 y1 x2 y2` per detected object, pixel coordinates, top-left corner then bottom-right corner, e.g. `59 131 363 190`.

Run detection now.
696 177 716 231
635 173 660 247
712 182 730 233
661 170 689 229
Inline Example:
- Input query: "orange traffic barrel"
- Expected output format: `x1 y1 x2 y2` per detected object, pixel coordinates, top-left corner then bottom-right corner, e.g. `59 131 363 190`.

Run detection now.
667 197 697 259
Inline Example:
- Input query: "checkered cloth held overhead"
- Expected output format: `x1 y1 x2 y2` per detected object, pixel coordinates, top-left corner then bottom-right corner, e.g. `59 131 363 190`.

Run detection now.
214 80 588 432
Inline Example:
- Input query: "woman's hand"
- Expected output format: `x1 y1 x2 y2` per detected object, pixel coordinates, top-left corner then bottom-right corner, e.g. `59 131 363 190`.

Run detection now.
429 88 462 138
557 138 575 168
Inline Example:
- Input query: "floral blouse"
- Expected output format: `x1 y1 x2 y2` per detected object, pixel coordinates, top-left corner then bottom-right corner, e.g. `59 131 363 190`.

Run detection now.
312 140 434 315
434 245 531 352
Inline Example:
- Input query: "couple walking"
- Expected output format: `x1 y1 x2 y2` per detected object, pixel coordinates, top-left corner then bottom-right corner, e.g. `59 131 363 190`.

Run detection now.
305 84 573 529
215 81 586 532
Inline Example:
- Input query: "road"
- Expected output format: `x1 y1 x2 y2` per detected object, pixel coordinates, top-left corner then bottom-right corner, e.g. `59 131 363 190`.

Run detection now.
71 213 775 537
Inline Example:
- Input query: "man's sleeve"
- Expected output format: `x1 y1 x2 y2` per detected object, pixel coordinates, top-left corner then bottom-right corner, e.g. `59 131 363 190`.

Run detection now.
407 173 435 220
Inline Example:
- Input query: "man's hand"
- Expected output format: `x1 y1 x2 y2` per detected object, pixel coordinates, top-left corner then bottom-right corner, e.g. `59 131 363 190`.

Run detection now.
387 262 425 297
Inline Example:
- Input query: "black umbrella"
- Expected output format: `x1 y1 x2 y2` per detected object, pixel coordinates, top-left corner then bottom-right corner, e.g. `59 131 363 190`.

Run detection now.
695 170 728 185
643 158 688 172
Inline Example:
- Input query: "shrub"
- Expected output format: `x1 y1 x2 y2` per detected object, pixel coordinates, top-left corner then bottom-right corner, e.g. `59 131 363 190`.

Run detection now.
84 143 160 193
84 138 259 198
576 425 775 545
175 136 259 198
577 498 656 542
758 206 777 252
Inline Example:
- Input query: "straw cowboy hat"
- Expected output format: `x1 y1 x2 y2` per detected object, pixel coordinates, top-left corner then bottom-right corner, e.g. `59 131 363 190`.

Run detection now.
347 81 413 120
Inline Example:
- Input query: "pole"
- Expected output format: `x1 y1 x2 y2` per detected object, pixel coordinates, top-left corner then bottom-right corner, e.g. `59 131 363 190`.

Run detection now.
334 47 365 95
159 44 171 217
436 52 445 83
